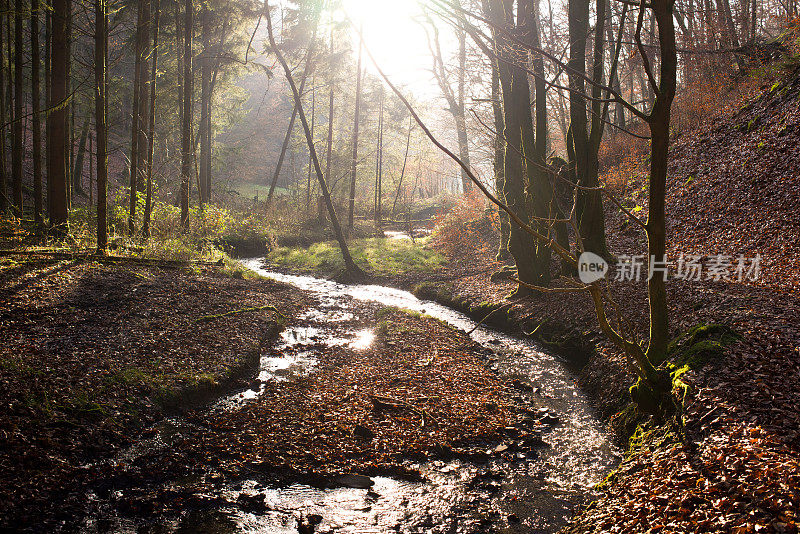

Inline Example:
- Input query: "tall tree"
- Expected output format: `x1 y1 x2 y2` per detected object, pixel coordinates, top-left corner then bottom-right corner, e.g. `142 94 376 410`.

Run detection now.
391 116 413 219
95 0 108 251
567 0 610 257
481 0 548 293
265 0 362 278
71 119 90 197
374 86 383 229
129 0 151 233
323 27 335 221
0 0 7 214
143 0 161 237
306 84 315 210
48 0 69 234
347 30 362 232
267 39 315 204
31 0 43 224
12 0 23 216
180 0 192 228
199 2 211 203
424 5 472 194
490 59 509 260
644 0 677 364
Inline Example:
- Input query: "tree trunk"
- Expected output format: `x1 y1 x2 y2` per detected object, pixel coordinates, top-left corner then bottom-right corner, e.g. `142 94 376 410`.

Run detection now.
44 6 50 219
267 59 313 203
180 0 192 229
95 0 108 251
66 0 73 209
569 0 609 258
71 118 90 194
265 2 363 278
523 0 554 282
0 0 8 215
306 85 315 211
347 32 362 231
427 9 472 194
483 0 541 295
490 61 509 261
455 9 471 194
199 3 211 204
12 0 23 216
89 133 93 206
31 0 43 224
143 0 160 237
374 88 383 230
48 0 69 235
175 0 182 175
129 0 149 233
645 0 677 364
391 116 413 218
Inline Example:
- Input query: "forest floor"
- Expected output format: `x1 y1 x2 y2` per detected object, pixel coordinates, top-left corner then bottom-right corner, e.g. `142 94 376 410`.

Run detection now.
0 253 551 532
388 64 799 533
257 61 800 532
0 255 311 528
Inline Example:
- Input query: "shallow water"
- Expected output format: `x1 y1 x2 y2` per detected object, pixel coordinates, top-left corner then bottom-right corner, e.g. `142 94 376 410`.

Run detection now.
82 260 619 533
226 260 621 532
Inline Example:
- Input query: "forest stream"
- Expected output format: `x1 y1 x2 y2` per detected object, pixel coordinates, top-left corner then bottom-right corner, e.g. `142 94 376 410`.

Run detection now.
81 258 619 533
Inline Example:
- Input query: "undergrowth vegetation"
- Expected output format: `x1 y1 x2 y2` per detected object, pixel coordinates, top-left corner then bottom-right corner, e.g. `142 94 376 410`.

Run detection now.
430 192 497 257
267 237 446 277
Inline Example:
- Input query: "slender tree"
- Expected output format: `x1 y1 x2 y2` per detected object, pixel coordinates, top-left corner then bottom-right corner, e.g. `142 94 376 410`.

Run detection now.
95 0 108 251
374 87 383 230
48 0 69 234
199 2 211 203
306 84 315 210
180 0 192 228
71 118 90 199
89 133 93 206
391 116 413 219
143 0 161 237
423 4 472 194
267 45 315 203
31 0 43 224
44 5 50 218
12 0 23 216
490 59 509 260
0 0 7 214
323 28 335 220
129 0 150 233
347 30 362 231
265 0 362 277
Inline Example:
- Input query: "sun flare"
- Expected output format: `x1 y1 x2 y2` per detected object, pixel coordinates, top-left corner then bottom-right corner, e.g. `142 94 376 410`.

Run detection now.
339 0 441 94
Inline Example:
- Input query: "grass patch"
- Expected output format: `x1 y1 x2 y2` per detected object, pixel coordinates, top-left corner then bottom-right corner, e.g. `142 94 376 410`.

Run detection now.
267 238 446 277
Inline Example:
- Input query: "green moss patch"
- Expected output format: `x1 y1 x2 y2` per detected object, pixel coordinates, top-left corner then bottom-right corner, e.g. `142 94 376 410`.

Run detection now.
267 238 446 278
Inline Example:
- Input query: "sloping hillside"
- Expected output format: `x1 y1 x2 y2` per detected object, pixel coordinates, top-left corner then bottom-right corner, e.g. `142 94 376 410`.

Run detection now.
665 65 800 293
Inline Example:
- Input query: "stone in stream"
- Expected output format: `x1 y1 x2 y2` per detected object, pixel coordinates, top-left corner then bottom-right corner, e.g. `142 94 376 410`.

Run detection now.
519 434 546 449
237 492 268 513
335 474 374 489
491 443 510 455
537 408 560 425
510 379 534 392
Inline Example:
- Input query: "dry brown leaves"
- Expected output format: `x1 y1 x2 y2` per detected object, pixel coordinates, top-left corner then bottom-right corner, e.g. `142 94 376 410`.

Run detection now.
0 256 310 528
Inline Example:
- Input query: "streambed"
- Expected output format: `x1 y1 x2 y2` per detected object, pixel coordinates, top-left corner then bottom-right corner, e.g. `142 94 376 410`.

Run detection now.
81 259 618 533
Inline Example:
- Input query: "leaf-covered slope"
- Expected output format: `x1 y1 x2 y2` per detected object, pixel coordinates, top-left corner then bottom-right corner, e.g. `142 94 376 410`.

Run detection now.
665 65 800 293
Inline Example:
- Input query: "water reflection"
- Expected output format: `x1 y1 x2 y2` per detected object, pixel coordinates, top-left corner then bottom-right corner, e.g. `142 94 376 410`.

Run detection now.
240 260 620 529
